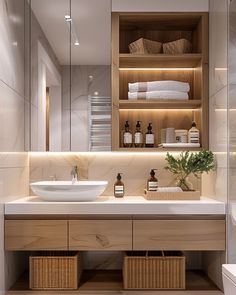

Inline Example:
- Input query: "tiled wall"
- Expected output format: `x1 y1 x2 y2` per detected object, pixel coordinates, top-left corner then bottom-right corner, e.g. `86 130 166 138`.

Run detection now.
202 0 228 203
201 0 228 289
0 0 29 293
228 0 236 264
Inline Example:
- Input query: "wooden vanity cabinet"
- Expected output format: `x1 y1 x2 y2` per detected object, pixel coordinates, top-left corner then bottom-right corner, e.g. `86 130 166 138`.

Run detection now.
5 220 68 250
5 217 226 251
133 219 226 251
69 220 132 250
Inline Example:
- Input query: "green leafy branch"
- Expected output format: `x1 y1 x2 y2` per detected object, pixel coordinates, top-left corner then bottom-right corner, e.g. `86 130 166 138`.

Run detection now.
165 150 214 190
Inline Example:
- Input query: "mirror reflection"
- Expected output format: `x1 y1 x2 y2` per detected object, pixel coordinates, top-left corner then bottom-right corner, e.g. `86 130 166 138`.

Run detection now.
30 0 111 151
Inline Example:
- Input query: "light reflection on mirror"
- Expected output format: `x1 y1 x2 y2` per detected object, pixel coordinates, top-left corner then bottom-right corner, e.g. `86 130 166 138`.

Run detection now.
30 0 111 152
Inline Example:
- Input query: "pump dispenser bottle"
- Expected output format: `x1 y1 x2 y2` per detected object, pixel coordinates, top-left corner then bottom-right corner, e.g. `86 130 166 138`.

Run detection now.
114 173 124 198
147 169 158 191
123 121 132 147
134 121 143 147
145 123 154 147
188 121 200 144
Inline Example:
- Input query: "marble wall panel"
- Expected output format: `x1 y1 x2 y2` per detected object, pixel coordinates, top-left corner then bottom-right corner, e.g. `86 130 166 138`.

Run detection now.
228 0 236 265
0 0 25 97
209 0 228 95
0 80 25 152
29 153 200 196
0 0 30 292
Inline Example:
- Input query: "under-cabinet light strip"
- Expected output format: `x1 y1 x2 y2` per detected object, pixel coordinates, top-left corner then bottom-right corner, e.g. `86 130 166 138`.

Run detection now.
119 68 194 71
28 151 185 156
119 109 198 112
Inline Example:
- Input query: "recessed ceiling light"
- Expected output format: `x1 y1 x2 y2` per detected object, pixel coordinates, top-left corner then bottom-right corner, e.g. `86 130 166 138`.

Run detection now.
74 41 80 46
65 15 71 19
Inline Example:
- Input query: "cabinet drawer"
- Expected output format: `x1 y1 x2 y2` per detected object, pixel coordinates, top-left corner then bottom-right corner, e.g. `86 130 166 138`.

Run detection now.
69 220 132 250
133 220 226 251
5 220 68 250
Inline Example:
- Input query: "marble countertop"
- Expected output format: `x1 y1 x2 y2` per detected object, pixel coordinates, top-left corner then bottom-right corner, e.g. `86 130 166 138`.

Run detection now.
4 196 225 215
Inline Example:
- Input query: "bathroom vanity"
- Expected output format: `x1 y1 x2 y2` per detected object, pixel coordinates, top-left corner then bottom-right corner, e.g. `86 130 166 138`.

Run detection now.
4 196 225 294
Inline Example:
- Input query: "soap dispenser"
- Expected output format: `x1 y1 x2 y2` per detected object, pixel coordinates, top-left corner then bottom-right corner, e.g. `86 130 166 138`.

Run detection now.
134 121 143 147
145 123 155 147
114 173 124 198
123 121 132 148
147 169 158 191
188 121 200 144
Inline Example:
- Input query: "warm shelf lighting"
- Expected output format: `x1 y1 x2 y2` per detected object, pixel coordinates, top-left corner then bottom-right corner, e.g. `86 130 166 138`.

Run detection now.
119 109 198 112
215 109 236 112
215 68 227 71
28 151 183 156
119 68 194 71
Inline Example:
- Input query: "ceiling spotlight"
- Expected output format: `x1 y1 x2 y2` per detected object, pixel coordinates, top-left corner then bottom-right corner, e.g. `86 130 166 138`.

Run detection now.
64 15 80 46
64 15 71 21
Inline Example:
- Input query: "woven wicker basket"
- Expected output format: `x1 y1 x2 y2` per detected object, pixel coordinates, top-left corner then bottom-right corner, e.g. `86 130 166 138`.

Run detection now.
163 38 192 54
29 252 82 290
123 251 186 290
129 38 162 54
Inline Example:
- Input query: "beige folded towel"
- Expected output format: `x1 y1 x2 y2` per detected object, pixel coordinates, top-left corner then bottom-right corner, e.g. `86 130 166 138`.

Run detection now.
128 90 189 100
128 80 190 93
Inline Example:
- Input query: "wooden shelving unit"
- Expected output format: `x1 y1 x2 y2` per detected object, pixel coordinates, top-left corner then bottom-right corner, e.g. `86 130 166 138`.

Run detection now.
119 99 202 109
112 12 209 152
119 53 203 68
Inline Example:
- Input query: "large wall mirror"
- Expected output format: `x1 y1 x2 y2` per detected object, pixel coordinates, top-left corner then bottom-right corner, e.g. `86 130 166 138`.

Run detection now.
29 0 111 151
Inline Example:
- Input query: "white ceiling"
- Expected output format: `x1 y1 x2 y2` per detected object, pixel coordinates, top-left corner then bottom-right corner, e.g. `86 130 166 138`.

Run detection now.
31 0 111 65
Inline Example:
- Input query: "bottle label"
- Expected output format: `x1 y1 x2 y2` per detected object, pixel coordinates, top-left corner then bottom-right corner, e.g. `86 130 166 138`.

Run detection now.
148 181 158 191
135 133 143 144
146 134 154 144
124 133 132 144
115 185 124 196
189 131 199 143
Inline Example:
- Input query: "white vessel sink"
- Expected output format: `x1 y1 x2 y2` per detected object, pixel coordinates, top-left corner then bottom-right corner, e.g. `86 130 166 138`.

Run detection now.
30 181 108 202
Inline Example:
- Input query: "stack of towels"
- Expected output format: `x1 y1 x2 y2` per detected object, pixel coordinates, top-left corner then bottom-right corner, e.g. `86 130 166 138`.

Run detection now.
128 80 190 100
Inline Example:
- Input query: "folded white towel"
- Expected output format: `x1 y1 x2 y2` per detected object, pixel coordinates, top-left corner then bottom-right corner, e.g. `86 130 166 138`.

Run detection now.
128 90 189 100
157 187 183 192
128 80 190 93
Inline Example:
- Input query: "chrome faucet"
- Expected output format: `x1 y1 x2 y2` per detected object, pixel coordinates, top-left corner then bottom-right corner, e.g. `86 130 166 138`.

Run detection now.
71 166 78 184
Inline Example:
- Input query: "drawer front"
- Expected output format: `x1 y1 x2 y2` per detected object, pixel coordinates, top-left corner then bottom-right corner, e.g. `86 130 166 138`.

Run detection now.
5 220 68 250
133 220 226 251
69 220 132 250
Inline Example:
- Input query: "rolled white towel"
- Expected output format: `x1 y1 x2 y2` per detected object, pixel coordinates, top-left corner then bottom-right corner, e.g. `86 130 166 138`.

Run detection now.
128 80 190 93
128 90 189 100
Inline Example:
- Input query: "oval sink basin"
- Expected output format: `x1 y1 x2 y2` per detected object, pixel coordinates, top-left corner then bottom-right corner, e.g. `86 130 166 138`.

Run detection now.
30 181 108 202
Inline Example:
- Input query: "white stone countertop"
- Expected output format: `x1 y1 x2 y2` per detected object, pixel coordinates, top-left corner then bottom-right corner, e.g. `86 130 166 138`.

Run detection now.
4 196 225 215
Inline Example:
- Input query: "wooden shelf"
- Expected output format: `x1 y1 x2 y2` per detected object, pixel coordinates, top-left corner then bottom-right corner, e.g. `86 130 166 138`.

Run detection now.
119 99 202 109
119 54 202 68
118 147 202 152
8 270 222 294
112 12 209 151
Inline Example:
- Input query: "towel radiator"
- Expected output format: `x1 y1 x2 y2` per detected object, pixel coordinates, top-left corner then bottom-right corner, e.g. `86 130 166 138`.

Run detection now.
89 96 111 151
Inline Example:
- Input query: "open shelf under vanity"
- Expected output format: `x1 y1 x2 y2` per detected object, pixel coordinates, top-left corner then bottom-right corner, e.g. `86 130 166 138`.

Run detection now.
8 270 223 295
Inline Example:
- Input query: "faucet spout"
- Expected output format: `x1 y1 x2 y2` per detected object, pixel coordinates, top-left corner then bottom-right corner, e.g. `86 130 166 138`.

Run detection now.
71 166 78 184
